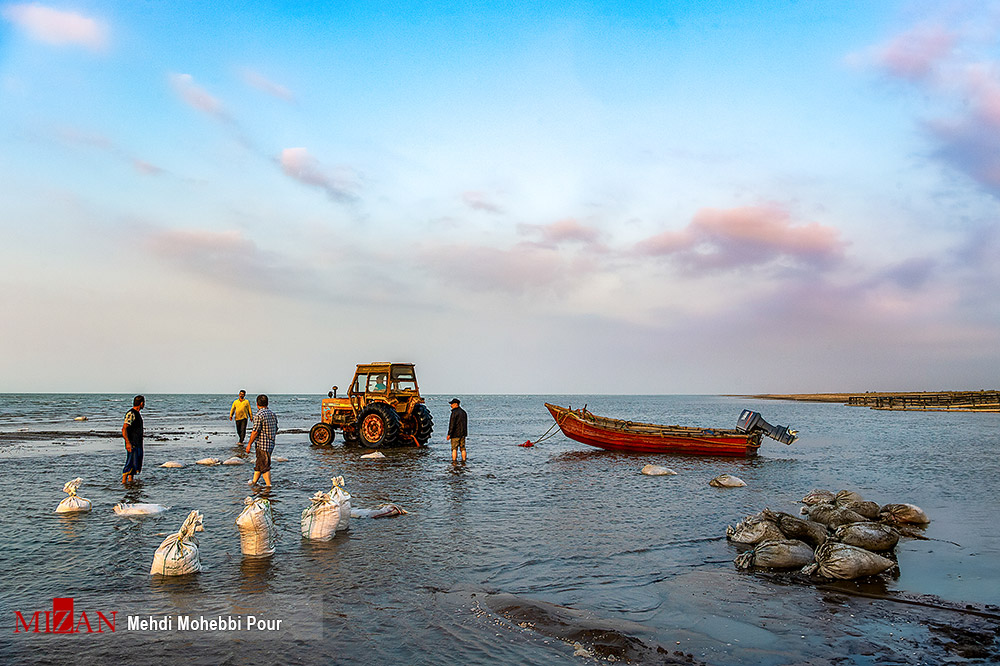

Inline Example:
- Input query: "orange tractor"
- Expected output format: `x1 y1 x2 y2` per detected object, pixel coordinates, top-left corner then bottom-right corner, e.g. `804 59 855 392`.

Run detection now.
308 362 434 448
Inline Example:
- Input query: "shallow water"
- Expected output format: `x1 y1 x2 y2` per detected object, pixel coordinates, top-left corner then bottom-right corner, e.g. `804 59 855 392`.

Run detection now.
1 393 998 665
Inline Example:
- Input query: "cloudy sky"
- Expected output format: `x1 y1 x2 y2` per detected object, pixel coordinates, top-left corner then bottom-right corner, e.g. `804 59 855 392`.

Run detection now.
1 1 998 394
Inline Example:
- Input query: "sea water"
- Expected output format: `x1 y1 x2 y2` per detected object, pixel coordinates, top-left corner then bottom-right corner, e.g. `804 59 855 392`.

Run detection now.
1 393 997 665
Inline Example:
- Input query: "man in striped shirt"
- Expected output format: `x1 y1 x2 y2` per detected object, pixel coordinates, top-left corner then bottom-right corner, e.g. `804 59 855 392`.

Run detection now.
246 394 278 487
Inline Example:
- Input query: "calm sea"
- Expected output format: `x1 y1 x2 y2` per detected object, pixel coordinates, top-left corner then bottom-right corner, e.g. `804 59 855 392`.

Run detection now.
1 393 998 665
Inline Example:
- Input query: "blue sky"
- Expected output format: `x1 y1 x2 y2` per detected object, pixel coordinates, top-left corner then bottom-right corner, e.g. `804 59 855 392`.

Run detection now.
1 1 998 394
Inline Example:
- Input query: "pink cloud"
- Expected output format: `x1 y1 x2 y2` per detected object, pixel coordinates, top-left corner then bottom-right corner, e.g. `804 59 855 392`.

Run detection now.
53 126 164 176
279 147 359 202
132 160 163 176
418 243 584 295
241 68 295 102
462 191 504 214
147 228 313 294
517 218 602 248
636 205 846 273
2 3 108 51
168 73 228 120
921 63 1000 189
866 17 1000 194
874 24 955 82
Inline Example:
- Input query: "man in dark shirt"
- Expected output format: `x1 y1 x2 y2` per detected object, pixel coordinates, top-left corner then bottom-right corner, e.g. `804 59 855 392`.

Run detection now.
447 398 468 463
121 395 145 484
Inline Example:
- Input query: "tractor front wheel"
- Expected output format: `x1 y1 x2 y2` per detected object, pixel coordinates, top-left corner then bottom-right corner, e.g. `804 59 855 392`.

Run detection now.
342 426 360 445
309 423 334 446
357 403 400 448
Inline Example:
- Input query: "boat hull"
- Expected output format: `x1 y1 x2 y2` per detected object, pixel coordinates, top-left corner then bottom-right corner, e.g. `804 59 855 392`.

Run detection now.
544 403 761 457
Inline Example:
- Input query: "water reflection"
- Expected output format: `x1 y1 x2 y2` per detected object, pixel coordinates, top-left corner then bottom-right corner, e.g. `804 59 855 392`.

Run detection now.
119 481 147 504
239 554 275 594
56 512 87 539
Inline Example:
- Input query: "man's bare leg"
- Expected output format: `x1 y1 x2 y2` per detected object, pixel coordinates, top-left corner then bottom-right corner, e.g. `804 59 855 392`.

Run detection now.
262 471 272 487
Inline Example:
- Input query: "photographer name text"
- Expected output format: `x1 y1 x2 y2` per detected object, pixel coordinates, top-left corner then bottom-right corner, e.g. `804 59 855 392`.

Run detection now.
127 615 282 632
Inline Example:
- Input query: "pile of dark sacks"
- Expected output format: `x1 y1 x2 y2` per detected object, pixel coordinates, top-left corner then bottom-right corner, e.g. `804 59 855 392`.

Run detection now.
726 489 931 580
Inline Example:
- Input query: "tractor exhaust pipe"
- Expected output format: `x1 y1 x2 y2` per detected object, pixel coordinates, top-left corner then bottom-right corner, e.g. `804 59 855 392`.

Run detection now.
736 410 798 445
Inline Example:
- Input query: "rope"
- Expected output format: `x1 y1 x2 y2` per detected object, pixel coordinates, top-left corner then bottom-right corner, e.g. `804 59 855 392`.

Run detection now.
522 421 560 447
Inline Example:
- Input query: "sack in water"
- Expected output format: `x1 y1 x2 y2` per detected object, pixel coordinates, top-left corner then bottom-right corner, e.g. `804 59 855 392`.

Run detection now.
734 539 814 570
330 476 352 532
641 465 676 476
114 502 171 516
710 473 746 487
301 491 342 541
802 542 896 580
351 503 408 519
150 510 204 576
55 477 92 513
236 497 276 557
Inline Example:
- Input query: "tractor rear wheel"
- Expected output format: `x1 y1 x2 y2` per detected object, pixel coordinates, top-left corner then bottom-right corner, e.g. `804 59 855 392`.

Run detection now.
309 423 334 446
411 403 434 446
357 402 400 448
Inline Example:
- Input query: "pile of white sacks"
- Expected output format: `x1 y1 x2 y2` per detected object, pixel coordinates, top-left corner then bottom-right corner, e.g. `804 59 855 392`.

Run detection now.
726 488 931 580
53 474 409 576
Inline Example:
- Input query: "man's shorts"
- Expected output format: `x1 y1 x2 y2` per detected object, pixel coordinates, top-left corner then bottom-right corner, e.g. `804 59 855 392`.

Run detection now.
254 447 272 473
450 437 466 452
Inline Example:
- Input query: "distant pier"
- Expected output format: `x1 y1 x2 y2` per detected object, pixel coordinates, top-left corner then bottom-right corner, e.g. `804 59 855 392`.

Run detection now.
845 390 1000 411
747 391 1000 412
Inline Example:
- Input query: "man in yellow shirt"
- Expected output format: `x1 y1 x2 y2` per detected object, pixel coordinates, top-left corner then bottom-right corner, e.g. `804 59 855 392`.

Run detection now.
229 389 254 444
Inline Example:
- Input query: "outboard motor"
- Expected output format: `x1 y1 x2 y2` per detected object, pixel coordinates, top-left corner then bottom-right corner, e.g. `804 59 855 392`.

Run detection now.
736 410 798 445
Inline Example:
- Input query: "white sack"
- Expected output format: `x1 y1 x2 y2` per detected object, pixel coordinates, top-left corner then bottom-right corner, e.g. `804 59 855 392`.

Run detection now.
150 510 204 575
55 477 92 513
330 476 352 532
641 465 677 476
351 504 408 519
301 491 342 541
710 474 746 487
236 497 276 557
114 503 171 516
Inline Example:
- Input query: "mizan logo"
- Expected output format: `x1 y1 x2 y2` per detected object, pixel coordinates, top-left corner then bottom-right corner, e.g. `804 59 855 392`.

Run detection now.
14 598 117 634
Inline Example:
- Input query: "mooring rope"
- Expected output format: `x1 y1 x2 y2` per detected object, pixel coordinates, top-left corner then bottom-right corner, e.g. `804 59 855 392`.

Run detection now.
522 422 560 447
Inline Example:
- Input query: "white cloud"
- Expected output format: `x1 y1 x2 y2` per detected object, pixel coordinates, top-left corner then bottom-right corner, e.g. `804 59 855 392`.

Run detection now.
2 3 108 51
240 68 295 102
279 147 359 202
168 73 229 121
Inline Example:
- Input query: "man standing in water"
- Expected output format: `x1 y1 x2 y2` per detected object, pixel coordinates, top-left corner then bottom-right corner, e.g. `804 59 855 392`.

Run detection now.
447 398 468 463
246 394 278 487
121 395 144 484
229 389 253 445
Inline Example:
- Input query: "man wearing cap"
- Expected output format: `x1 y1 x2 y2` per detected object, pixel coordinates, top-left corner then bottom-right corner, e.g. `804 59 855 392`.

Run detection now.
447 398 468 462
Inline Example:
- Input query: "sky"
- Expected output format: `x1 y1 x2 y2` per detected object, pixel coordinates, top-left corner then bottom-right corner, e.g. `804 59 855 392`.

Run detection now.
1 1 998 395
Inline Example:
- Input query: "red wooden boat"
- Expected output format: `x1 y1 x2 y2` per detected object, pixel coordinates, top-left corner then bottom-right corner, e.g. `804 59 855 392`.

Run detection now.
544 403 797 457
